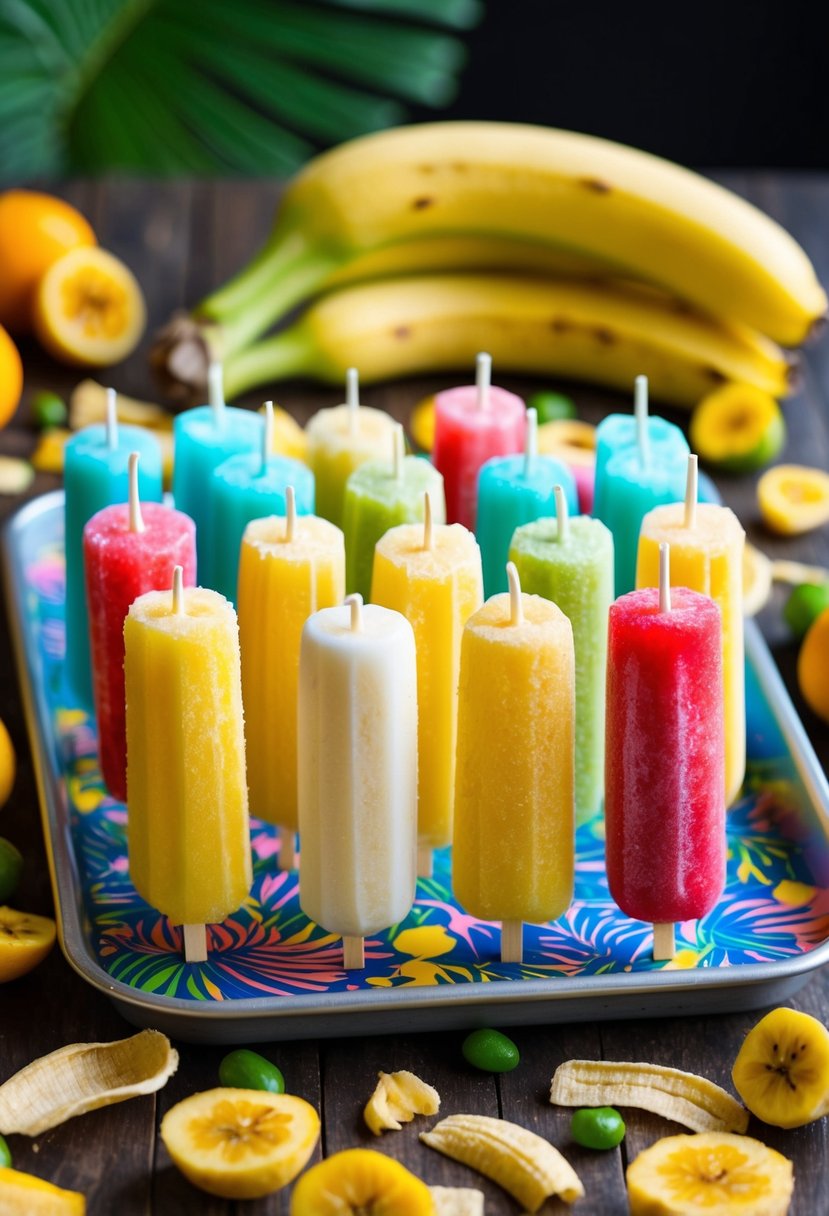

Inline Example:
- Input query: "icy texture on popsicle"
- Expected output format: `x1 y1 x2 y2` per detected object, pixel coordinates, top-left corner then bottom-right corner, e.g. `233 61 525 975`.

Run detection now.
307 401 396 527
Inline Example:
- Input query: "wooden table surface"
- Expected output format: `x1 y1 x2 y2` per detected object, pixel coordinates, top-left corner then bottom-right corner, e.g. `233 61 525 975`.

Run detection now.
1 176 828 1214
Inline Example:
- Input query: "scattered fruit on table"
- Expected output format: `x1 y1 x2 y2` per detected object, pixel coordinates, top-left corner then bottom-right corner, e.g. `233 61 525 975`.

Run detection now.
0 324 23 431
218 1048 284 1094
0 190 96 333
31 428 71 476
0 1029 178 1136
690 383 786 474
798 609 829 723
0 905 55 984
429 1184 484 1216
31 390 68 430
410 394 435 452
626 1132 793 1216
757 464 829 535
732 1007 829 1128
570 1106 626 1150
0 457 35 496
0 719 16 809
258 401 308 462
743 543 774 617
784 581 829 638
461 1027 520 1073
549 1059 748 1133
69 379 170 430
363 1069 440 1135
160 1088 319 1200
0 1164 86 1214
772 557 829 585
289 1148 433 1215
33 247 146 367
0 838 23 903
0 1133 10 1167
420 1113 584 1211
528 389 577 423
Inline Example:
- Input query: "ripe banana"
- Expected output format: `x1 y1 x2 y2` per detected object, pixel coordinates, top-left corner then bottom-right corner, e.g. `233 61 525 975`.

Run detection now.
731 1006 829 1128
420 1113 584 1212
223 272 795 408
363 1069 440 1135
550 1060 748 1134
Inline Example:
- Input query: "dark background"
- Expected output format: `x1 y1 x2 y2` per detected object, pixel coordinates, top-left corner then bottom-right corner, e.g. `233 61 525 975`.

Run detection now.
416 0 827 168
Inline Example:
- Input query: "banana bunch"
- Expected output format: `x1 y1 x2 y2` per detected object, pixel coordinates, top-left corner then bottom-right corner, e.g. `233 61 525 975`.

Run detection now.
150 121 825 406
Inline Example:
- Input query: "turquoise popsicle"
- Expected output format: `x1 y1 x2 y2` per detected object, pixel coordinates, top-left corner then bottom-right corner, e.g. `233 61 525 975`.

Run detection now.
476 409 578 597
172 363 263 587
64 390 163 709
343 424 446 599
509 488 614 824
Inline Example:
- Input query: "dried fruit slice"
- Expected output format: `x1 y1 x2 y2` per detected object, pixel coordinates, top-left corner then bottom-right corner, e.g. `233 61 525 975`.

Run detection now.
550 1060 748 1134
732 1007 829 1128
161 1088 319 1200
757 464 829 535
420 1113 583 1212
363 1069 440 1135
0 906 56 983
289 1148 434 1215
33 246 146 367
429 1185 484 1216
0 1165 85 1214
626 1132 793 1215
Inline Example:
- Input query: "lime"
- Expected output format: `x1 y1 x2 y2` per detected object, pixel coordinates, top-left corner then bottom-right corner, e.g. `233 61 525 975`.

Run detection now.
784 582 829 639
0 838 22 903
461 1027 520 1073
571 1106 626 1149
0 1134 10 1168
528 390 576 424
219 1048 285 1093
31 390 67 430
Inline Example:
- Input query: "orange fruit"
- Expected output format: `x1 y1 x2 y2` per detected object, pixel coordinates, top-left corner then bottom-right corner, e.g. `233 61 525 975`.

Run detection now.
0 325 23 429
0 905 56 983
33 247 146 367
798 606 829 723
0 190 96 333
0 718 15 809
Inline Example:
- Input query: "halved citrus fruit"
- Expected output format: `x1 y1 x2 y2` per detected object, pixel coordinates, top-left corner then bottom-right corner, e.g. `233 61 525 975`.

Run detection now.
290 1149 435 1216
0 906 56 983
33 246 146 367
0 717 16 809
0 324 23 430
0 1165 85 1214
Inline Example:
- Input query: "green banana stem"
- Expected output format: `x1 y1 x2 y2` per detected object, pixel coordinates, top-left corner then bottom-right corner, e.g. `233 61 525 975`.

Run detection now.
223 325 318 398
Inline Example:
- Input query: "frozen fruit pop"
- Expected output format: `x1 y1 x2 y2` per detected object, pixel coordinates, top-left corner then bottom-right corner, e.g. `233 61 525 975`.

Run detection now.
605 544 726 959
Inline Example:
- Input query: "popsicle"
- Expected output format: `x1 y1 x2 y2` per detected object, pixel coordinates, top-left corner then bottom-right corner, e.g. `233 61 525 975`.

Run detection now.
172 362 264 587
371 494 483 876
124 568 252 963
237 488 345 868
64 388 163 708
452 563 575 963
509 487 614 823
209 402 315 604
605 544 726 960
84 453 196 802
343 423 445 599
298 594 417 969
637 455 746 806
432 353 526 529
476 408 578 597
306 367 397 527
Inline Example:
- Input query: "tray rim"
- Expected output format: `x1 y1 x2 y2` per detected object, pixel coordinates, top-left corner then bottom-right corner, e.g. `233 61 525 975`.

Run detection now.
4 488 829 1033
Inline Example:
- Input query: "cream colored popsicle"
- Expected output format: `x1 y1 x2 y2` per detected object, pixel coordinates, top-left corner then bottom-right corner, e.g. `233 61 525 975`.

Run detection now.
125 569 252 961
298 595 418 968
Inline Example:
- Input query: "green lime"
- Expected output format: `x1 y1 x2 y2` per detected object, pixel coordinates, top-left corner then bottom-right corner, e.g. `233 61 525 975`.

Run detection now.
0 838 23 903
0 1133 10 1168
528 390 576 424
784 582 829 639
31 390 67 430
461 1027 520 1073
570 1106 626 1149
219 1048 285 1093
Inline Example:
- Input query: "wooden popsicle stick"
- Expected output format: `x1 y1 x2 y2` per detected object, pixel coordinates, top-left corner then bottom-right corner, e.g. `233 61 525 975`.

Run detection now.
346 366 359 436
261 400 274 473
634 373 649 467
172 565 184 614
285 484 296 543
128 451 145 534
208 361 225 424
278 826 297 871
106 386 118 451
182 923 208 963
392 423 405 480
476 351 492 410
523 407 538 477
506 561 524 626
554 483 569 544
423 490 433 550
684 453 699 529
342 934 365 969
653 922 676 960
417 843 434 878
345 592 363 631
658 541 671 613
501 919 523 963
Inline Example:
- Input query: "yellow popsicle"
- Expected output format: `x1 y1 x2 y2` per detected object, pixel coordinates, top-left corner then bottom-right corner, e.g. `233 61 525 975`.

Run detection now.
371 508 483 873
125 581 251 930
238 506 345 852
637 495 745 806
452 567 575 951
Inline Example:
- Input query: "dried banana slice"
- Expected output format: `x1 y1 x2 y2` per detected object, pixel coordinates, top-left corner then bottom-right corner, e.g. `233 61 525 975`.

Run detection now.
429 1185 485 1216
420 1113 584 1212
364 1069 440 1135
550 1060 748 1134
0 1029 178 1135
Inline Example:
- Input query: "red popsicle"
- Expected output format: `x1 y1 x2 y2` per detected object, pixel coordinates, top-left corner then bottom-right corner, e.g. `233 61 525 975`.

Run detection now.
604 544 725 960
84 452 196 802
432 352 525 529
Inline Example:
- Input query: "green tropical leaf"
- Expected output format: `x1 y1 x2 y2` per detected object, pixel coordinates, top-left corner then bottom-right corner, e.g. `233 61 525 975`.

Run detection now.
0 0 481 180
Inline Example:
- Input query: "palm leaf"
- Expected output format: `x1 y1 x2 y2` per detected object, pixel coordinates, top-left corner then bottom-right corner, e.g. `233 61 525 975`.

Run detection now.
0 0 481 180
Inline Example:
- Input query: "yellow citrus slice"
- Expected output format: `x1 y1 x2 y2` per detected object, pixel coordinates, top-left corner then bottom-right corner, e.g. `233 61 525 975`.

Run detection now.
0 906 56 983
690 383 785 473
0 1165 85 1214
33 246 146 367
757 463 829 535
410 394 436 452
290 1148 435 1215
798 607 829 723
0 325 23 429
536 418 597 466
160 1088 320 1200
0 718 15 809
743 543 773 617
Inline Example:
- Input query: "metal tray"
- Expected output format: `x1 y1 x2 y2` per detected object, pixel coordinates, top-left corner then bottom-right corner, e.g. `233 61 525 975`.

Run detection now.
4 490 829 1044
